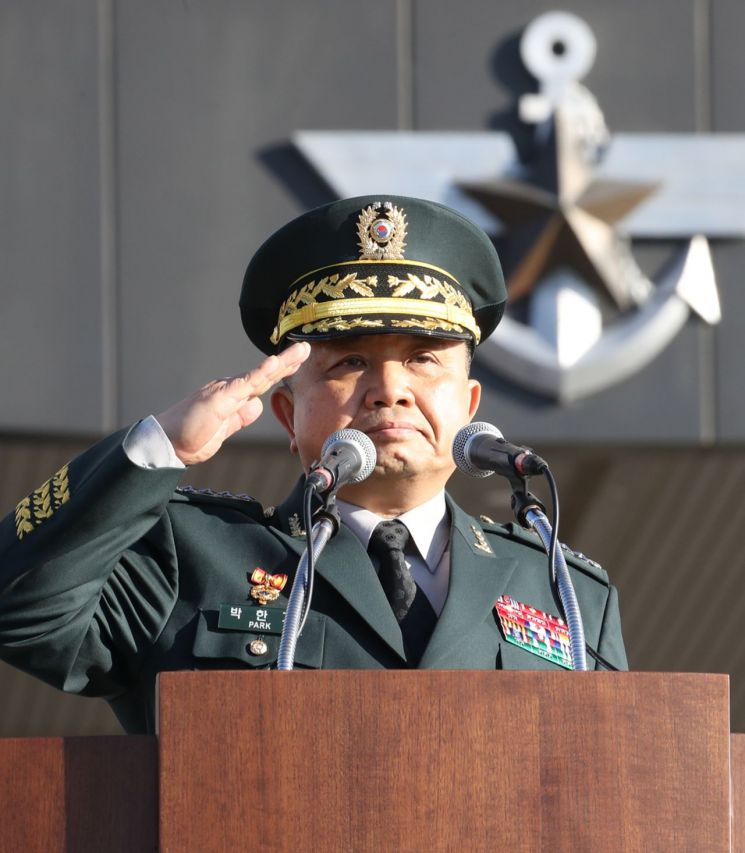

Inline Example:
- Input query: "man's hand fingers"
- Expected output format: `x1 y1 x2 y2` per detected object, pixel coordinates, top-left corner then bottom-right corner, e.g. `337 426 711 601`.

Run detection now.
226 341 310 401
156 342 310 465
234 397 264 429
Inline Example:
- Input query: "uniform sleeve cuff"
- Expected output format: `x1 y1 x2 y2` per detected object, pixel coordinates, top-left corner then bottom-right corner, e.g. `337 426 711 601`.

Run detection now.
123 416 186 470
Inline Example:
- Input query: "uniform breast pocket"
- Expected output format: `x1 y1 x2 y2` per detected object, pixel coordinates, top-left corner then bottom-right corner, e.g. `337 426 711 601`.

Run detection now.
498 638 571 671
192 609 326 669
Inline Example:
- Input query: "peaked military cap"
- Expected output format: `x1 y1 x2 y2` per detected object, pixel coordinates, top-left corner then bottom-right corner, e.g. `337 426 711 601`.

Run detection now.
240 195 506 353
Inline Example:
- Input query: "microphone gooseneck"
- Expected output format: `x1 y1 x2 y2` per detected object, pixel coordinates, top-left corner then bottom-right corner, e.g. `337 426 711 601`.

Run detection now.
452 421 588 671
278 429 377 670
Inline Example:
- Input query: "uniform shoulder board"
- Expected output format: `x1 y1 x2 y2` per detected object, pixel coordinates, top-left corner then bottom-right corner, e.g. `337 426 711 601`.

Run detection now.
559 544 607 583
477 518 607 583
559 542 604 574
176 485 256 500
174 485 260 504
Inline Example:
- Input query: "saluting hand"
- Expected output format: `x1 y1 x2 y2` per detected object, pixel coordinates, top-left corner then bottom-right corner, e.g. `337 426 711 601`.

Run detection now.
156 341 310 465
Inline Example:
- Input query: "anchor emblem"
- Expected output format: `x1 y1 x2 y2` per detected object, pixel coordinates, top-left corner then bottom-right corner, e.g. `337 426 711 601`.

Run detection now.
295 11 742 402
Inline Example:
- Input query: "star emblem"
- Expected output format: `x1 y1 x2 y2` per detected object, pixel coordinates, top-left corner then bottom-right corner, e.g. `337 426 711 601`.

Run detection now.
460 109 658 312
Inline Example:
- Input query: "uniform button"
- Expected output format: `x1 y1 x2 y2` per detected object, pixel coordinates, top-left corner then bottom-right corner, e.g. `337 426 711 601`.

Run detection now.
248 639 268 656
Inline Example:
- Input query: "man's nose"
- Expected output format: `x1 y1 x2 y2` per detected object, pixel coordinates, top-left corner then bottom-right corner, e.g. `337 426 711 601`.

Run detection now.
363 362 414 408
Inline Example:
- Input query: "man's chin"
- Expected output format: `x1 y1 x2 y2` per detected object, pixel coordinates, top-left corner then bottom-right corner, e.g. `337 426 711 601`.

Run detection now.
371 452 419 476
339 458 455 510
372 455 453 482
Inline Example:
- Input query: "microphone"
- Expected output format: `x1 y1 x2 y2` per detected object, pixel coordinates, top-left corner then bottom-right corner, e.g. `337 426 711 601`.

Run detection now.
306 429 377 494
452 422 548 479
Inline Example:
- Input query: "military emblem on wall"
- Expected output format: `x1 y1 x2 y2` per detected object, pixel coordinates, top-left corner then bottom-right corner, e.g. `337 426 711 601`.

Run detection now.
295 11 745 403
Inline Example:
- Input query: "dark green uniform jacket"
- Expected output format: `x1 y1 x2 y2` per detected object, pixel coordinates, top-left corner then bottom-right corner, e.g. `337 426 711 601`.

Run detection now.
0 427 627 734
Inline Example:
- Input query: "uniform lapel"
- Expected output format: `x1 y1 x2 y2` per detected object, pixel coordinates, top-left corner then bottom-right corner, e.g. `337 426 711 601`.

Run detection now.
419 497 518 669
270 479 406 661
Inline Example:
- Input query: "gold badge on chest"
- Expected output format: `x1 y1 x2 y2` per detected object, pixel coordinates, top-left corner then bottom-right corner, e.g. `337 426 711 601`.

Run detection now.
249 568 288 605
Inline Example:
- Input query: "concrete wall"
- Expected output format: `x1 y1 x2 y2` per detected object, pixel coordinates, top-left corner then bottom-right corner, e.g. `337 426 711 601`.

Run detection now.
3 0 745 442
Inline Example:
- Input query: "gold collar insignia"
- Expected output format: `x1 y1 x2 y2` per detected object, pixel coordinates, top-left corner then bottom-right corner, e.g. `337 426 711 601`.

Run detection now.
470 524 494 555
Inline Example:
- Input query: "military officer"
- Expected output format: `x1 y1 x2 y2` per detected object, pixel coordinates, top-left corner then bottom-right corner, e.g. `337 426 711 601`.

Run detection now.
0 195 627 734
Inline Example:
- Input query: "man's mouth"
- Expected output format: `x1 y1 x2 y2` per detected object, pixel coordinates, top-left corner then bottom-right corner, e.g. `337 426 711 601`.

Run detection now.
364 422 421 439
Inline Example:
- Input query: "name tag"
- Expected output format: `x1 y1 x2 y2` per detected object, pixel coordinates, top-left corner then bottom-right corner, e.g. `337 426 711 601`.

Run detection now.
218 604 286 634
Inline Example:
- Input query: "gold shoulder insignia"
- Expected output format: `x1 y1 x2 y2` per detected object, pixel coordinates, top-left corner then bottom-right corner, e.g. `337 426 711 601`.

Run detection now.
263 505 276 519
479 514 495 525
15 464 71 541
470 524 493 555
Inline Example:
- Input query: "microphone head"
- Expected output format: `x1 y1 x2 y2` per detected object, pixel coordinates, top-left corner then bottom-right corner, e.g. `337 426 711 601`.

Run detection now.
320 429 377 483
452 421 504 478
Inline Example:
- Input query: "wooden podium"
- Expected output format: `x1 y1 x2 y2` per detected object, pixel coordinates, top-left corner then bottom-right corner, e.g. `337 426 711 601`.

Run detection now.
1 671 743 851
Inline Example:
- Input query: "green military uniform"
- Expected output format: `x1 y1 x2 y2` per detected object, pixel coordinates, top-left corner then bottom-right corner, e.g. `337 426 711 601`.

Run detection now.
0 424 626 734
0 194 627 733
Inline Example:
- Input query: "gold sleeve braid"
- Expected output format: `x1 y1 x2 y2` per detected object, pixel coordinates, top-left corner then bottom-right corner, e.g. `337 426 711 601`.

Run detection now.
15 464 71 541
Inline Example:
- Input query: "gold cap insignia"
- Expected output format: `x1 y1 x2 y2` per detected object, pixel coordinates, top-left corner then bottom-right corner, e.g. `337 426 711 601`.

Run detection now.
357 202 407 260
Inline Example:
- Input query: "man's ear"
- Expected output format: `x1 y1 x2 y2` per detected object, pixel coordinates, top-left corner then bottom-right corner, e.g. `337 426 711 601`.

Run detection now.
467 379 481 419
270 386 297 449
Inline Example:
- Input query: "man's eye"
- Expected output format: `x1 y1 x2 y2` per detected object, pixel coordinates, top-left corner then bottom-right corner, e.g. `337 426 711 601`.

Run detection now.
410 353 436 364
338 356 366 368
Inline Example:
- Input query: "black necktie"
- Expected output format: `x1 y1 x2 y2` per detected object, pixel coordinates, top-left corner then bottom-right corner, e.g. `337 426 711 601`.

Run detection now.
368 520 437 666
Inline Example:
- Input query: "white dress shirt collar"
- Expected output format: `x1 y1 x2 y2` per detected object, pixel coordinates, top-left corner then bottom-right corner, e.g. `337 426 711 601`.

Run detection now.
336 491 449 574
